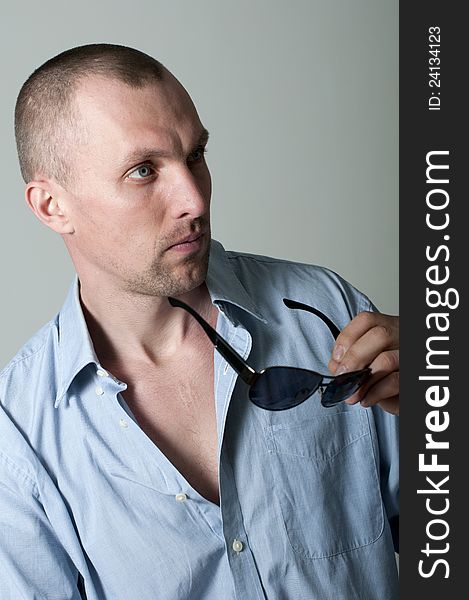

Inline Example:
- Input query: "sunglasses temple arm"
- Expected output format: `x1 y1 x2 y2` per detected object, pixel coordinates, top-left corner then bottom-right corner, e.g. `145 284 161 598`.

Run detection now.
282 298 341 339
211 337 258 386
168 297 257 386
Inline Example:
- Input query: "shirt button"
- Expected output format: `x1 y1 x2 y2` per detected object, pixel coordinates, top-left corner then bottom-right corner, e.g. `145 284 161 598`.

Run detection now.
232 539 244 553
95 386 104 396
175 493 188 502
119 418 128 428
97 368 108 377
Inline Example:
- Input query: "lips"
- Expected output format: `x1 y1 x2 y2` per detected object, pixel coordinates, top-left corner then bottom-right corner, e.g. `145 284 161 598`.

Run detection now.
167 232 203 249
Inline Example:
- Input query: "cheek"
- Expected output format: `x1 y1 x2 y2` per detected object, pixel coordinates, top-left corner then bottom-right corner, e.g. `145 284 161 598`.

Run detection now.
73 181 169 248
116 204 167 253
74 203 137 254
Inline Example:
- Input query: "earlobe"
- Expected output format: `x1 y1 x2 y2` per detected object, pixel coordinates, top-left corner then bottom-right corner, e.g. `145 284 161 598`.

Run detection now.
25 182 75 234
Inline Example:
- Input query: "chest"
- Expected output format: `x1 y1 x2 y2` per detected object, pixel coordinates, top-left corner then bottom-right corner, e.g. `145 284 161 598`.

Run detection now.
115 349 220 504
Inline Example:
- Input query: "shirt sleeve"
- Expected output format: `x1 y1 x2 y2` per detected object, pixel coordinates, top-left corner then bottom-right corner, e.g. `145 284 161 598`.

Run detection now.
362 296 400 553
0 457 82 600
371 405 399 552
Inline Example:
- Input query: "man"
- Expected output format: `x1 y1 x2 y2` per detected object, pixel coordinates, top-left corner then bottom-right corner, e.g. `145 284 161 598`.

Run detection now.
0 44 399 599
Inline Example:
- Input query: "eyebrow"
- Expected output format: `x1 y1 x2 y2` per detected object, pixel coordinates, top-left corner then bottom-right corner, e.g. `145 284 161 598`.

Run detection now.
120 127 210 171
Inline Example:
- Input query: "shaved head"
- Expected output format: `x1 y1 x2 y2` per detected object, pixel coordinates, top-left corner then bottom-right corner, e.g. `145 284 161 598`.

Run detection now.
15 44 166 186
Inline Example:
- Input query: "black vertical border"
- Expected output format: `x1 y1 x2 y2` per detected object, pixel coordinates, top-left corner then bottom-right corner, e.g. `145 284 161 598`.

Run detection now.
400 2 465 596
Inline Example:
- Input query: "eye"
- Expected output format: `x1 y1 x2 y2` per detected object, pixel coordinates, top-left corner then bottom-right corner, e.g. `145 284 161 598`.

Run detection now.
127 164 155 180
187 146 207 165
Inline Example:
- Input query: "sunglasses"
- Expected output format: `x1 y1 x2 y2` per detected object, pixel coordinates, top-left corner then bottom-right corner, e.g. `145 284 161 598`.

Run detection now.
168 297 371 411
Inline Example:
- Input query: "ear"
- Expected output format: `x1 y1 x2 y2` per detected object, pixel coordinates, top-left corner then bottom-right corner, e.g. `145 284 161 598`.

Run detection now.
25 180 75 235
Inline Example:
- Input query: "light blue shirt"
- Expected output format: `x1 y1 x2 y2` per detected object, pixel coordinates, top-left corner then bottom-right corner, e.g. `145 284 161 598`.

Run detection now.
0 240 399 599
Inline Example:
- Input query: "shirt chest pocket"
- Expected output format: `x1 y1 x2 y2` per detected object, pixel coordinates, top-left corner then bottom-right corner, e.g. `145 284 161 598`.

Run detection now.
264 408 384 559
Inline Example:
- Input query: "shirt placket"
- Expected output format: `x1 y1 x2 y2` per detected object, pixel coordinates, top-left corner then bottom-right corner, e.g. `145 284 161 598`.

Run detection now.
92 364 231 571
215 311 267 600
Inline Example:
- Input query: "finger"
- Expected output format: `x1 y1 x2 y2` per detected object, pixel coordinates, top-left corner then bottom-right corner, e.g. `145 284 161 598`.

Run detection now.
331 312 399 364
344 350 399 404
359 371 400 408
346 385 399 417
329 321 399 375
346 394 400 416
377 396 399 416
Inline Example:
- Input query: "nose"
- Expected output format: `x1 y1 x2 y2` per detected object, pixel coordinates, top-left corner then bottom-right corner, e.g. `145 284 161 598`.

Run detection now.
169 164 211 220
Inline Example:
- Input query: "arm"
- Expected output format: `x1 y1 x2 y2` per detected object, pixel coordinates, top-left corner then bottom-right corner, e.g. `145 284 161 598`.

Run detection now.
327 299 399 550
0 457 83 600
371 403 400 553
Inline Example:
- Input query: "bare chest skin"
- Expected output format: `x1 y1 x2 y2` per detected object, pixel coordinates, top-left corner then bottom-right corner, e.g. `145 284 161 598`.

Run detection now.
106 330 220 505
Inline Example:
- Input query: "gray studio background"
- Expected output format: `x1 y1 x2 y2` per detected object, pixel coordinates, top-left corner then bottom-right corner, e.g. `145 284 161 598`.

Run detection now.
0 0 398 370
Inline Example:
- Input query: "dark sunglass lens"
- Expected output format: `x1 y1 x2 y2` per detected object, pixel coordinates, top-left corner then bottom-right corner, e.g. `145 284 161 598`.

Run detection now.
321 370 370 407
250 367 323 411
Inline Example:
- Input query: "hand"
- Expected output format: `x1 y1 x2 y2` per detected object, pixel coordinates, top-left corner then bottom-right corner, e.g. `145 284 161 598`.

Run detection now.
328 312 399 415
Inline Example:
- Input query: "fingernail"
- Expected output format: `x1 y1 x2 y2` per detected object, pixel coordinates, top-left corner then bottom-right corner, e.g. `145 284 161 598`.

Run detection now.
337 365 347 375
333 345 345 361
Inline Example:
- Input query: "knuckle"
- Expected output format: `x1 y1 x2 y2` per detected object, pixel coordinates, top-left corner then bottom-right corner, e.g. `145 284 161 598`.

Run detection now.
355 311 375 327
374 324 392 340
343 347 359 366
387 371 400 393
381 351 399 373
393 317 400 342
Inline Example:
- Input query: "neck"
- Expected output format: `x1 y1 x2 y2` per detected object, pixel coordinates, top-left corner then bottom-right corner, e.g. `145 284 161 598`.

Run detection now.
79 278 215 369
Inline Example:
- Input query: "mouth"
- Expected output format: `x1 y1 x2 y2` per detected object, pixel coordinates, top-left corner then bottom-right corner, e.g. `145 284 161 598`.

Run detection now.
166 232 205 253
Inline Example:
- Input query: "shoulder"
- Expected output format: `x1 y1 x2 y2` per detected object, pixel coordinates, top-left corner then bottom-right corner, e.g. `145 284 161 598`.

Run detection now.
224 248 373 322
0 315 59 423
1 317 57 374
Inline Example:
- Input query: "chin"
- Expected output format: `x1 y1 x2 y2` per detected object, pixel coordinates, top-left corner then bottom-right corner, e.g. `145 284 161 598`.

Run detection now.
131 249 210 298
172 259 209 296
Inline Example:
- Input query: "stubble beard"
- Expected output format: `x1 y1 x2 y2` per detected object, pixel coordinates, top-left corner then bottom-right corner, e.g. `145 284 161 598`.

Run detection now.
122 234 211 298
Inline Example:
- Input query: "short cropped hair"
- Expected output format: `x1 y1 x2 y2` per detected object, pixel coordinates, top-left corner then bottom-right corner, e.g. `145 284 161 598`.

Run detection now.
15 43 165 185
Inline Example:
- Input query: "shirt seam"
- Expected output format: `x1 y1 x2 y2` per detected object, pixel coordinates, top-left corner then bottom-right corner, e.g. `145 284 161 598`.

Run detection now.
0 450 39 497
225 252 371 319
0 323 53 380
225 253 325 270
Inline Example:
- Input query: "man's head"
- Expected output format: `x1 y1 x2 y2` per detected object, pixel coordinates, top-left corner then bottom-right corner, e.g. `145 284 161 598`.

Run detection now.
15 44 168 187
15 44 212 298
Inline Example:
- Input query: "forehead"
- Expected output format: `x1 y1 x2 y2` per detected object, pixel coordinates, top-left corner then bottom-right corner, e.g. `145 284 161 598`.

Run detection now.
73 74 202 157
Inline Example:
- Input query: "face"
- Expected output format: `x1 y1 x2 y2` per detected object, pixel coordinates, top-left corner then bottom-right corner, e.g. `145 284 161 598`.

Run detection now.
60 72 212 298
